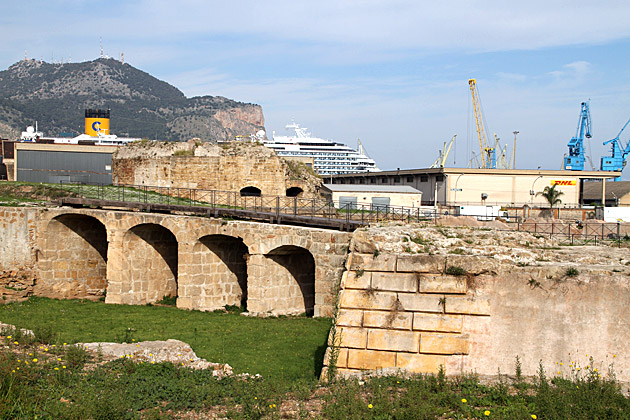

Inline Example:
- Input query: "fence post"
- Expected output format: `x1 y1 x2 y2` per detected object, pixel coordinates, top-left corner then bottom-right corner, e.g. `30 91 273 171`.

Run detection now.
618 222 621 247
602 224 605 240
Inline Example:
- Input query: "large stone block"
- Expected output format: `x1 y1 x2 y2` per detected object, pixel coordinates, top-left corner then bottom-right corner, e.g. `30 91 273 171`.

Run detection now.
363 310 412 330
420 333 469 355
445 296 491 316
397 255 445 273
349 253 397 272
347 349 396 370
323 347 349 369
371 272 418 293
334 327 367 349
339 289 398 311
396 293 443 313
337 309 364 327
345 271 372 289
396 353 446 374
367 329 420 352
412 313 463 333
419 274 467 294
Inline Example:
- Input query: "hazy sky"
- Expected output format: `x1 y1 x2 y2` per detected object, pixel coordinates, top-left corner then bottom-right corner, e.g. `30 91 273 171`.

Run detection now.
2 0 630 175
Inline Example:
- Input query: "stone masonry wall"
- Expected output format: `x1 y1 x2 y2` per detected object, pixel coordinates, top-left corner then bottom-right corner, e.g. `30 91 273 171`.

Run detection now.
323 224 630 385
113 141 321 198
0 207 350 317
0 207 37 302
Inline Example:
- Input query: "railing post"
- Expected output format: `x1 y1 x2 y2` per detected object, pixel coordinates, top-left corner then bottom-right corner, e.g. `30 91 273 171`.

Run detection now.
294 197 297 216
276 196 280 221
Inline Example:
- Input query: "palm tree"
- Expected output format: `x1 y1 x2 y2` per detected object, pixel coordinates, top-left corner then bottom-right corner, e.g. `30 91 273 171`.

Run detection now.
536 184 564 208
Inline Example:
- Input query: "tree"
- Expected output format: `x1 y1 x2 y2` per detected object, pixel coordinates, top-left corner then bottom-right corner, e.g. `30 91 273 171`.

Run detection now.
536 184 564 208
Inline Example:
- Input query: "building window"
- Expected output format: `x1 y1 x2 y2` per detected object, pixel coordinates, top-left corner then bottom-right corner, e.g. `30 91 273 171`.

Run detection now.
436 175 444 182
359 178 365 184
420 175 428 182
349 179 355 184
406 176 414 182
382 178 388 183
394 177 401 183
370 178 376 184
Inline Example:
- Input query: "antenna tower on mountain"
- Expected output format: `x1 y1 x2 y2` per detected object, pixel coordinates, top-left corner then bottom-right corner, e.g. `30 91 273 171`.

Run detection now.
100 37 104 58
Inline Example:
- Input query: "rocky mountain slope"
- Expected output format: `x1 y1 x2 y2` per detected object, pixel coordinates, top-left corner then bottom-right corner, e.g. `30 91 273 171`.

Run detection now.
0 58 265 141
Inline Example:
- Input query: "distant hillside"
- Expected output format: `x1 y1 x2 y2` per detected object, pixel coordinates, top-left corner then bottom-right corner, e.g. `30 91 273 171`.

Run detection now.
0 58 265 141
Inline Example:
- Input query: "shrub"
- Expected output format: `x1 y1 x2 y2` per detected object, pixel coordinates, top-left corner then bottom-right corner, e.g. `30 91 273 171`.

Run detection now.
445 265 467 276
565 267 579 277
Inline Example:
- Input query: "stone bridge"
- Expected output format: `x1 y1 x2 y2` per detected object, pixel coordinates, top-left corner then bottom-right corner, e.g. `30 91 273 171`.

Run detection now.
23 208 351 317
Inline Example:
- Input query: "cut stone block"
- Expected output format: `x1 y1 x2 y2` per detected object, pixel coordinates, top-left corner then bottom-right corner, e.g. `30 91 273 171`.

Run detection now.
412 313 463 333
371 272 418 292
363 310 412 330
420 333 470 355
367 329 420 353
396 352 446 374
347 349 396 370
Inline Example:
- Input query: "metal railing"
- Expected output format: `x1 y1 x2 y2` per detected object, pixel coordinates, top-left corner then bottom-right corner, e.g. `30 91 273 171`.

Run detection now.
57 182 441 229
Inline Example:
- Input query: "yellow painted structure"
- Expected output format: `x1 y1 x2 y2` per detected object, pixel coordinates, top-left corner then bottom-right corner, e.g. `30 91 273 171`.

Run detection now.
85 117 110 136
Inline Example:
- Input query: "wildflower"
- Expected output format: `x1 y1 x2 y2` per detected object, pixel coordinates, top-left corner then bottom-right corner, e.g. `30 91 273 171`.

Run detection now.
16 367 19 370
63 343 67 345
272 404 276 408
557 371 561 374
54 367 59 371
531 415 537 419
613 354 617 358
32 358 38 362
594 368 598 372
13 341 18 345
29 353 33 356
560 362 563 366
57 358 61 361
254 397 257 400
12 370 15 373
7 335 11 339
25 361 28 365
368 404 373 409
484 410 490 416
62 366 66 369
17 359 20 362
461 398 467 403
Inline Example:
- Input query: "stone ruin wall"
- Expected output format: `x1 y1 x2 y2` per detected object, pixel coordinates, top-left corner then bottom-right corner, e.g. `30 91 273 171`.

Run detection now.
323 225 630 384
113 141 321 198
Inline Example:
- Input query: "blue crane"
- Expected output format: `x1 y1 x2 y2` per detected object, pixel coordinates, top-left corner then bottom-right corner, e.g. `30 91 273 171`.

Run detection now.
563 102 592 171
600 117 630 177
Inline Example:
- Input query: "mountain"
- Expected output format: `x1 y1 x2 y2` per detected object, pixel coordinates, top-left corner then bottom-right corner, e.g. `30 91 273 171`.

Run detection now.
0 58 265 141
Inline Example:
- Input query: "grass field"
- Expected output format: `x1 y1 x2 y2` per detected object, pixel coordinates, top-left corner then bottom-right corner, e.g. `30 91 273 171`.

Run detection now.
1 298 630 419
0 297 331 381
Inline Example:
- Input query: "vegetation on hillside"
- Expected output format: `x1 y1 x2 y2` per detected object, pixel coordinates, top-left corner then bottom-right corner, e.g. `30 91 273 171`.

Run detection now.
0 58 264 142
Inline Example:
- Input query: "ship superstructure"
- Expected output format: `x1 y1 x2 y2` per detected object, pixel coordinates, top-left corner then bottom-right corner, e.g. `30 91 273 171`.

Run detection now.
263 123 380 175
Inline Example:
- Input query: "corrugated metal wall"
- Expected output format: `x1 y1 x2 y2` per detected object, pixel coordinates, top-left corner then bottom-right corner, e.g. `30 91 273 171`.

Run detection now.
17 150 113 184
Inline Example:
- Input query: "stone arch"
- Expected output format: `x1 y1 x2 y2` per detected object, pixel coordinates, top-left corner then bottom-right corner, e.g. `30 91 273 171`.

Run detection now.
40 214 108 297
240 186 261 197
120 223 178 303
191 234 249 310
286 187 304 197
264 245 316 316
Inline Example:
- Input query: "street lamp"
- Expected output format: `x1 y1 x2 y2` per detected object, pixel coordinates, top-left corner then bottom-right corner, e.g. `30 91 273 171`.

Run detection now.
530 175 543 204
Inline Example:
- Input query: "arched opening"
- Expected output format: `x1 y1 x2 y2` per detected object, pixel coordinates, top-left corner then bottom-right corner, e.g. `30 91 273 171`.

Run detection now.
265 245 315 316
240 186 261 197
191 235 249 311
286 187 304 197
42 214 108 297
120 224 178 304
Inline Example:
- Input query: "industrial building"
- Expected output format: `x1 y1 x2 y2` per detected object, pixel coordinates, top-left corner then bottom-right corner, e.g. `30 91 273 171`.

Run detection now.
11 142 117 184
330 167 621 207
321 184 423 209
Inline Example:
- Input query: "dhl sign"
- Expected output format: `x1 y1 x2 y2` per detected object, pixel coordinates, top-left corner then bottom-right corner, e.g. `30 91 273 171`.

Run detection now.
551 180 576 186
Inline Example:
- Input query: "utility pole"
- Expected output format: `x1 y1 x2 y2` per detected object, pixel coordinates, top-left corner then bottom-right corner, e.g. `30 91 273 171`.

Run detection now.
511 131 519 169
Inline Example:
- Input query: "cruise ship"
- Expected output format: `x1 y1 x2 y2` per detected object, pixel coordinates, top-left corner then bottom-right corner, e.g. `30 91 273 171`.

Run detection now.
263 123 380 175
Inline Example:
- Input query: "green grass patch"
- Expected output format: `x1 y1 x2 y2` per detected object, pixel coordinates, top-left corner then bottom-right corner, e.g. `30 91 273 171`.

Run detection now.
0 297 330 381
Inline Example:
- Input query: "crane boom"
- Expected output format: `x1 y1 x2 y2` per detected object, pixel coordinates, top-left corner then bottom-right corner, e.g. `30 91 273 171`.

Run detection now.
600 116 630 175
563 101 591 171
468 79 495 168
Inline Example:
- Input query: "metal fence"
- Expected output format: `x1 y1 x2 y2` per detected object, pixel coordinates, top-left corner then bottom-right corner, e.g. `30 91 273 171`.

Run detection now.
58 182 440 229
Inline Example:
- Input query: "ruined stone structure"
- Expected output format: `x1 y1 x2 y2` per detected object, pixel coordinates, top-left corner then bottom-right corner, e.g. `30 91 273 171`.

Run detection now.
113 141 322 198
0 207 350 316
323 225 630 384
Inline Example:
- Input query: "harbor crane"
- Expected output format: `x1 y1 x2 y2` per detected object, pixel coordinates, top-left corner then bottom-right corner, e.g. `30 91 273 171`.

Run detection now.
469 79 496 169
600 117 630 177
563 101 591 171
430 135 456 168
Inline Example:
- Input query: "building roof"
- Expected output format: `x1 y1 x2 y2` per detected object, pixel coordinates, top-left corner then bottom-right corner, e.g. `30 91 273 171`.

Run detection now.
322 184 421 194
582 180 630 201
331 167 621 180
